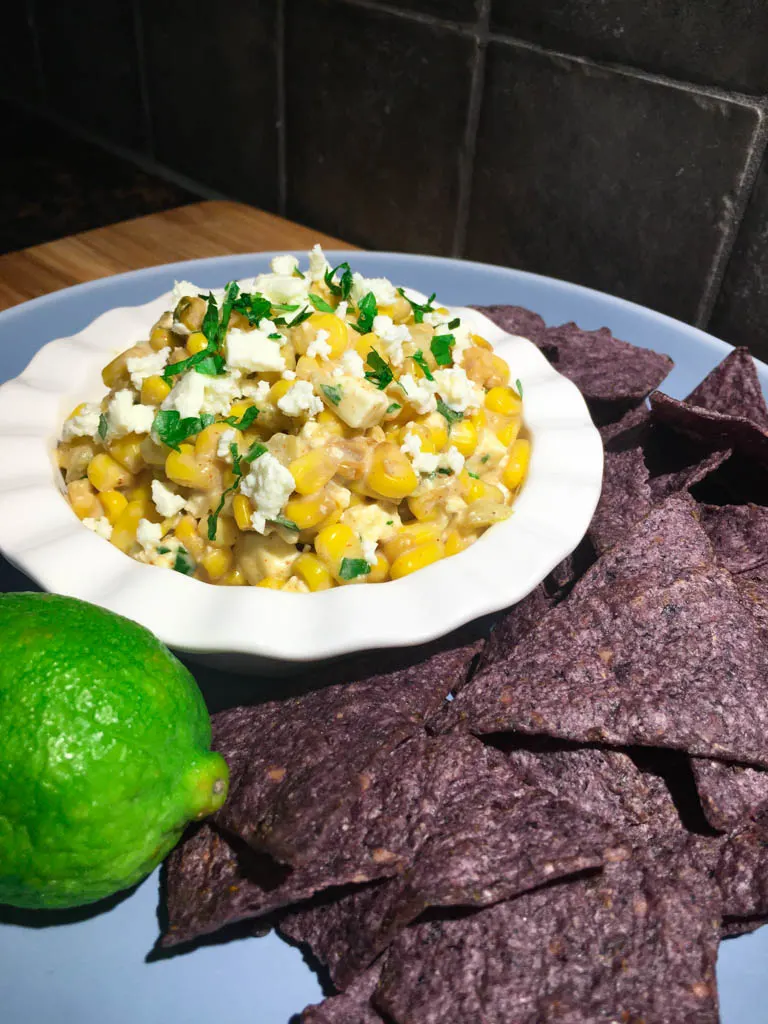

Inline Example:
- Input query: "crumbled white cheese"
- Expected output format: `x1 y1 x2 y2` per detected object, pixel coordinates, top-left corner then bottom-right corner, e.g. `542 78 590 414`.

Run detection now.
126 347 170 390
440 445 465 475
340 349 365 378
107 390 155 437
308 243 330 282
171 280 204 305
472 427 508 470
334 300 349 321
136 518 163 552
216 429 237 461
398 373 437 415
307 329 332 360
361 538 378 566
316 374 390 429
372 315 410 367
82 516 112 540
242 379 271 404
151 479 187 517
270 254 299 276
350 274 397 307
240 452 296 534
277 380 323 418
282 369 297 381
341 503 401 553
225 328 286 373
252 272 309 306
161 371 206 420
433 368 483 412
201 371 244 416
400 430 439 475
62 403 101 440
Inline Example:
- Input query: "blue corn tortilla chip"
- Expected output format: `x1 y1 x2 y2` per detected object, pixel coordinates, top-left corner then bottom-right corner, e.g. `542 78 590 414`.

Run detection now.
698 503 768 577
691 758 768 834
650 390 768 466
687 347 768 429
374 839 721 1024
469 304 550 348
440 496 768 765
588 446 651 556
300 963 385 1023
278 734 619 989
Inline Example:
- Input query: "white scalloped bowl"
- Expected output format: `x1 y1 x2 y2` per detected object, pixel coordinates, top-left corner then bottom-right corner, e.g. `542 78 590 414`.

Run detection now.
0 289 603 672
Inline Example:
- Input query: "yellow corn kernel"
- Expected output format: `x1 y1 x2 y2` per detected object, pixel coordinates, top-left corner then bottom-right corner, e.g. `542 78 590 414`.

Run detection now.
458 470 505 505
445 529 474 557
201 546 234 580
289 451 338 496
316 407 348 437
496 418 521 448
269 379 293 404
470 333 493 351
294 354 322 379
165 444 214 490
141 374 171 406
354 332 386 362
232 494 253 531
66 402 89 421
110 500 146 552
382 521 443 563
100 489 128 525
67 479 103 520
257 576 284 589
62 441 98 483
449 418 478 457
101 351 130 389
220 567 247 586
107 433 145 474
285 491 334 531
198 514 237 548
175 515 206 559
126 471 154 504
186 331 208 356
485 386 521 417
502 438 531 490
175 295 206 332
294 552 334 591
398 422 435 454
87 452 134 492
195 422 238 460
406 489 446 522
366 443 419 501
308 313 348 357
314 522 360 571
390 540 446 580
469 408 487 433
418 412 449 451
149 326 173 351
367 551 390 583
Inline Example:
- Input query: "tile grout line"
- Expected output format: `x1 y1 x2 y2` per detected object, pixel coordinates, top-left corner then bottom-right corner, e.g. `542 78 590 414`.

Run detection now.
334 0 472 34
276 0 288 217
452 0 490 257
131 0 156 160
26 0 47 106
695 105 768 329
0 93 231 204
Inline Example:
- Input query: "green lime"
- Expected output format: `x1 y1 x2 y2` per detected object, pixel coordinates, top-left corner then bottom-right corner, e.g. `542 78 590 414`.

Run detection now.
0 592 228 909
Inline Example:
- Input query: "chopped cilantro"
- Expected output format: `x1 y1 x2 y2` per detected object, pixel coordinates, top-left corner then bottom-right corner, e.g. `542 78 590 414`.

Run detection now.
207 441 263 540
268 332 283 340
397 288 436 324
309 293 335 313
270 301 299 313
224 406 259 430
481 454 490 464
430 333 455 367
243 441 268 463
437 467 453 475
269 515 299 532
515 378 524 398
156 546 170 555
320 383 343 406
97 413 108 442
163 348 224 380
412 350 435 381
468 471 480 479
448 317 460 330
364 350 394 390
152 410 215 451
325 262 354 301
200 292 221 347
173 547 195 576
230 291 272 325
386 402 401 415
338 557 370 580
294 268 306 279
277 306 313 328
352 291 377 335
386 520 394 526
436 398 463 426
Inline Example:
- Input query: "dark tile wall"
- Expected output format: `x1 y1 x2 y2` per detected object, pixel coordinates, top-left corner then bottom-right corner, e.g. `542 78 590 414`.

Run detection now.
4 0 768 357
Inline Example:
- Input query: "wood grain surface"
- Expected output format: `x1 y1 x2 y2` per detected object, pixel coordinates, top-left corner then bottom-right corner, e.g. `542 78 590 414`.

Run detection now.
0 201 355 312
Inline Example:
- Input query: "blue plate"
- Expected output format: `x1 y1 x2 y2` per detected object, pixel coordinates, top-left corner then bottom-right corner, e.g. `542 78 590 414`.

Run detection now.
0 252 765 1024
